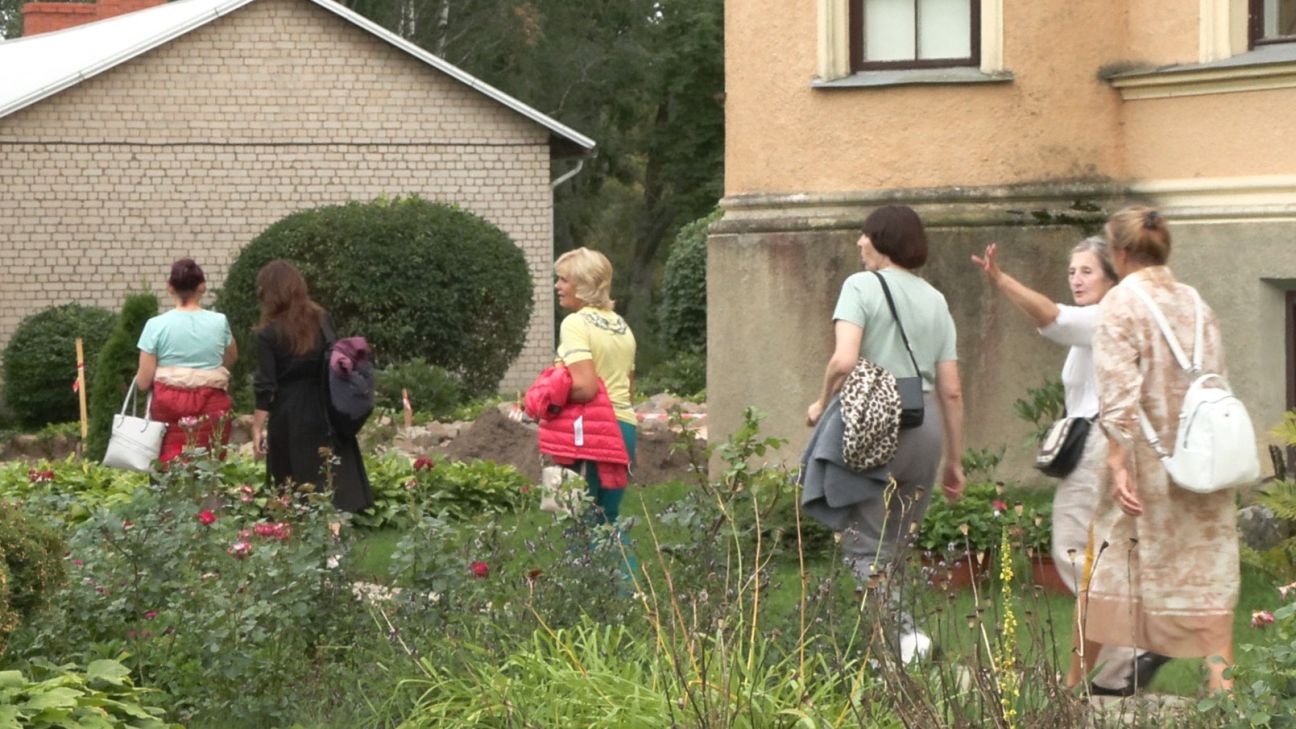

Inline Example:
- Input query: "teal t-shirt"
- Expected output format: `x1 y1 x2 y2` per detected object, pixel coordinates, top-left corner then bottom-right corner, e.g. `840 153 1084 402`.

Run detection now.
137 309 232 369
832 268 958 391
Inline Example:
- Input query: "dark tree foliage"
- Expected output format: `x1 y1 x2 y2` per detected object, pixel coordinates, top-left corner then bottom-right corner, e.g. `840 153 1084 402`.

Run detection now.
1 304 116 428
85 291 160 461
338 0 725 336
217 196 533 397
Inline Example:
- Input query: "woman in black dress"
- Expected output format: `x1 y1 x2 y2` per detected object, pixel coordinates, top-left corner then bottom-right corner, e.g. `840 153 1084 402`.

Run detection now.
251 260 372 513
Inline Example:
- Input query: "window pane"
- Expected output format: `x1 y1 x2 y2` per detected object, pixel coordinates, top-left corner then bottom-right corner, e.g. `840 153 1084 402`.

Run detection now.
1264 0 1296 37
865 0 916 62
918 0 971 59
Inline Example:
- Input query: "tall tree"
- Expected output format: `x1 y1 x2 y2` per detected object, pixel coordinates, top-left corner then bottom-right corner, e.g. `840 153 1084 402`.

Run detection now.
340 0 724 341
1 0 24 39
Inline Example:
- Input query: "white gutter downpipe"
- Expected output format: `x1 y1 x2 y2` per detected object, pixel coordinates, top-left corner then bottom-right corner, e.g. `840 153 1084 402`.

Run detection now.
550 159 584 190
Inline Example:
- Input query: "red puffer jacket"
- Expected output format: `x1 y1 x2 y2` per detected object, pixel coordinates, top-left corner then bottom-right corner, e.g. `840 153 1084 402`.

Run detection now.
524 366 629 488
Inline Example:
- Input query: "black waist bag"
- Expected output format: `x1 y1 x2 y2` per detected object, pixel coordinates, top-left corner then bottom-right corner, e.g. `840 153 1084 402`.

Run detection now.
1034 416 1092 478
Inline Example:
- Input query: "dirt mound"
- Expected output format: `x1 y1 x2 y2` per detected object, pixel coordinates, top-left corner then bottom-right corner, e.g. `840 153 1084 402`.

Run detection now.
436 407 701 485
440 408 545 480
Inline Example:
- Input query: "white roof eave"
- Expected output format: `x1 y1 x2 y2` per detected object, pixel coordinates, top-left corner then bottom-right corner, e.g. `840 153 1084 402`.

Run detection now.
0 0 595 155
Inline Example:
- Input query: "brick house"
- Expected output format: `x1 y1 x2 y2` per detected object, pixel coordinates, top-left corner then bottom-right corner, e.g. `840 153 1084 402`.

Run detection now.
712 0 1296 476
0 0 594 392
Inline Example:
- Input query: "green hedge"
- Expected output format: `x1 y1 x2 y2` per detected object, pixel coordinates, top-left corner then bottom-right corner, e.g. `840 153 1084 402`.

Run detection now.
1 304 116 427
218 196 534 397
658 209 718 355
86 291 160 461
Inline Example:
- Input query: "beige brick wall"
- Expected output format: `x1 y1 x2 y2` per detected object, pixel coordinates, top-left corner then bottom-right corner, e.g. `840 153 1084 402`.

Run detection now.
0 0 564 392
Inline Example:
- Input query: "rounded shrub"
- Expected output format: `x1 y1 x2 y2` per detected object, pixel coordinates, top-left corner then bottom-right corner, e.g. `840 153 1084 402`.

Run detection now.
374 358 466 420
658 209 719 354
0 504 67 654
86 291 160 461
218 196 534 397
2 304 116 428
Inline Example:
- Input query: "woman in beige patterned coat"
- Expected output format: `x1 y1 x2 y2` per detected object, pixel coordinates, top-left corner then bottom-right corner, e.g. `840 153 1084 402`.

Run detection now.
1076 206 1239 692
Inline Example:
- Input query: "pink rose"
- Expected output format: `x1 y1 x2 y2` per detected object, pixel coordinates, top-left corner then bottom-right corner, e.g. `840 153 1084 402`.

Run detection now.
1252 610 1276 628
227 540 253 559
991 500 1008 512
144 610 158 620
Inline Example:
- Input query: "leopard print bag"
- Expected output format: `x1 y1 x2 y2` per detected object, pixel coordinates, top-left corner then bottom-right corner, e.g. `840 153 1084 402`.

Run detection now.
839 358 903 471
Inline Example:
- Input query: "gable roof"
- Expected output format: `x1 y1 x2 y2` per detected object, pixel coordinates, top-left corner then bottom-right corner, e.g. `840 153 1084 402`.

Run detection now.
0 0 595 156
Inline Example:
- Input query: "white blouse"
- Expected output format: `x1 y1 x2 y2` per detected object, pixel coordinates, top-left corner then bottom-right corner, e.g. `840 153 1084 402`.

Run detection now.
1038 304 1100 418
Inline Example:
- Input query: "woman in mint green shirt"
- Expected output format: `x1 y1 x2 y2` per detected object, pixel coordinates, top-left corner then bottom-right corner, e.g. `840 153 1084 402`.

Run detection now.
135 259 237 462
806 205 966 579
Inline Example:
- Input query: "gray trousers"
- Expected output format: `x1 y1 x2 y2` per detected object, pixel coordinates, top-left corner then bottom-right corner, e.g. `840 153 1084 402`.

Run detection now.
841 393 943 578
1053 428 1141 691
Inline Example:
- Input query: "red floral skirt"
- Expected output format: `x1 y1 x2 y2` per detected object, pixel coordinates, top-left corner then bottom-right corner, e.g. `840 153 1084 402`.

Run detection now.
150 381 233 462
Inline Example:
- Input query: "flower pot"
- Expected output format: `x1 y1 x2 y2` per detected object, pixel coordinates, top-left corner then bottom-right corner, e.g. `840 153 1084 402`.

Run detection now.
922 552 990 591
1029 555 1074 595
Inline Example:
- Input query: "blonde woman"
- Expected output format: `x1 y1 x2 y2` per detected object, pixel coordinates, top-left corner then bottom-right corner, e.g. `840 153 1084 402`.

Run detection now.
553 247 638 525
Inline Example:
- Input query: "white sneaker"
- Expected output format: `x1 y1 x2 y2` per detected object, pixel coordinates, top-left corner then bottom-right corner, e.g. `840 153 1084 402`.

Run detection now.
898 629 932 664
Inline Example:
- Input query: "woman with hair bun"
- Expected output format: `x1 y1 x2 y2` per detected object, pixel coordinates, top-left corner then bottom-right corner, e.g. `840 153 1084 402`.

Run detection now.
1076 206 1239 693
134 258 237 462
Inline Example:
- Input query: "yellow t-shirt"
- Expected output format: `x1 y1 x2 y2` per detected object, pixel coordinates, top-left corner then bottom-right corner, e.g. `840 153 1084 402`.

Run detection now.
557 307 637 424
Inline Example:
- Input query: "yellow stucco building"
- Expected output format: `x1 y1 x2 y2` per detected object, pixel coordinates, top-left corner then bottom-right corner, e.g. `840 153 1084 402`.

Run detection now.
711 0 1296 478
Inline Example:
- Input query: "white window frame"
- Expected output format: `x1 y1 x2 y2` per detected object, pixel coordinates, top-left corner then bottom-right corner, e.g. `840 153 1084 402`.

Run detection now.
816 0 1002 82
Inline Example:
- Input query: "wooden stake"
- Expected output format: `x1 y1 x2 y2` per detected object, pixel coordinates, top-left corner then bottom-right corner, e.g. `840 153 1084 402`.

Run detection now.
75 338 89 450
402 388 413 430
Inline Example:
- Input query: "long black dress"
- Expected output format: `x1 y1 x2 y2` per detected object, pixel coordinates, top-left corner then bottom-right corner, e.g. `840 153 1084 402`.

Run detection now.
253 317 372 513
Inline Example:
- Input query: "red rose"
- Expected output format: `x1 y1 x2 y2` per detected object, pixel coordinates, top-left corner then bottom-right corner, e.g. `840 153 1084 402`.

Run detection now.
991 500 1008 512
527 569 542 583
197 510 217 526
470 561 489 578
413 457 436 471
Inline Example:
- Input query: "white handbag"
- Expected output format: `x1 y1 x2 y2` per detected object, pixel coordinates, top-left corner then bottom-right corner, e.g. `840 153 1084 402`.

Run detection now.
102 381 166 472
539 465 585 514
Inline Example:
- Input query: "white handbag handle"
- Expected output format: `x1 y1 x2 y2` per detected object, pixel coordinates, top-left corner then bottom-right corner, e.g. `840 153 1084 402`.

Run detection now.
121 380 156 422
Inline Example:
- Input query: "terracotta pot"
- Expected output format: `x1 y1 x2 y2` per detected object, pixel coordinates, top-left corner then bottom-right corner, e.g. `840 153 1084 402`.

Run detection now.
1029 555 1074 595
922 552 990 591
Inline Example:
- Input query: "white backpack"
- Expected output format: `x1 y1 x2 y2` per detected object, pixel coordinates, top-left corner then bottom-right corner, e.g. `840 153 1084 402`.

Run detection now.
1128 283 1260 494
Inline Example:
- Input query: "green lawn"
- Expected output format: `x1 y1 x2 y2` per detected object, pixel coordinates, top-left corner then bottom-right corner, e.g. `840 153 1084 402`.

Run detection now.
348 479 1286 700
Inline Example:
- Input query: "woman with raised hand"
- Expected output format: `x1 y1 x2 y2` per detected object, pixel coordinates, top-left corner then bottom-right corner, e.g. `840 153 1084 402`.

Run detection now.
1080 207 1238 693
134 258 236 462
973 237 1163 695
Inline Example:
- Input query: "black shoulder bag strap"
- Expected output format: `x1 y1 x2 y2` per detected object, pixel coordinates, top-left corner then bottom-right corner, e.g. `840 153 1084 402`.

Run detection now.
871 271 921 378
319 313 338 440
